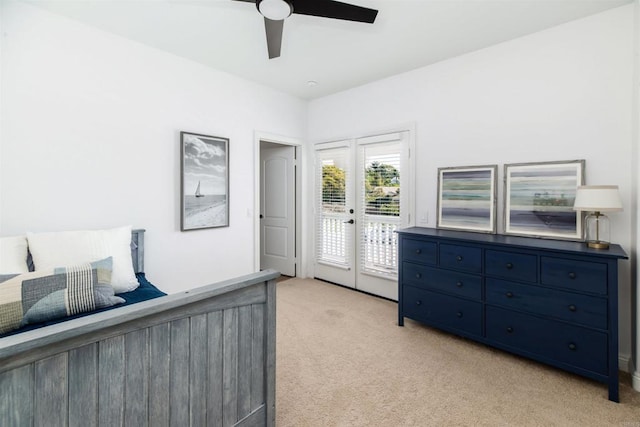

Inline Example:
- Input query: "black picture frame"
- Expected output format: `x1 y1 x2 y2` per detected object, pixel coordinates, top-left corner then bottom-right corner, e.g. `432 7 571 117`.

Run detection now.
180 131 229 231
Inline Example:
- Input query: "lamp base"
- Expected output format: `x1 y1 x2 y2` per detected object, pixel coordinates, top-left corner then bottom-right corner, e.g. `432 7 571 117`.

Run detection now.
586 240 610 250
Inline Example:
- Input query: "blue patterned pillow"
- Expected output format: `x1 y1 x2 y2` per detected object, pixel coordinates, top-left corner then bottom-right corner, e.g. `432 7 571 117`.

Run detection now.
0 257 124 334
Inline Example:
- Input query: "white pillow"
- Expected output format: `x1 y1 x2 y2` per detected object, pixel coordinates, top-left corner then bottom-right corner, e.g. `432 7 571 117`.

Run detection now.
0 235 29 274
26 225 138 294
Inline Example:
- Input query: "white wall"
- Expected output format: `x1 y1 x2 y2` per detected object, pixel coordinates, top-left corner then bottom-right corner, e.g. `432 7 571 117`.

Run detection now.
632 0 640 392
0 1 306 293
308 5 636 365
0 3 3 233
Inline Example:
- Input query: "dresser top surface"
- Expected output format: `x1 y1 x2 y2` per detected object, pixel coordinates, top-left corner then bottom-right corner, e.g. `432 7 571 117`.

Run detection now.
397 227 628 260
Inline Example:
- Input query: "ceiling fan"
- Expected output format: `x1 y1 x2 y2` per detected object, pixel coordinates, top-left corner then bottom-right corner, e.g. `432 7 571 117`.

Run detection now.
234 0 378 59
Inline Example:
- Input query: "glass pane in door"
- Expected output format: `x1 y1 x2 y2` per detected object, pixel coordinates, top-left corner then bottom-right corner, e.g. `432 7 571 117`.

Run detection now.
360 142 401 277
316 147 352 268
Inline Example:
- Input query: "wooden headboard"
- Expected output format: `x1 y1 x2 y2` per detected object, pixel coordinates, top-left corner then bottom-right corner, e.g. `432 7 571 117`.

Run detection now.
131 229 145 274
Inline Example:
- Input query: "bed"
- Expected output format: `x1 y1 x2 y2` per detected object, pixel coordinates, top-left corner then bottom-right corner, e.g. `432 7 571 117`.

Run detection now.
0 229 277 427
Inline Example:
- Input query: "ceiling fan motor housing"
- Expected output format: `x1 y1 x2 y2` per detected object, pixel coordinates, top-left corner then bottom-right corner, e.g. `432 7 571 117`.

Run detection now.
240 0 378 59
257 0 293 21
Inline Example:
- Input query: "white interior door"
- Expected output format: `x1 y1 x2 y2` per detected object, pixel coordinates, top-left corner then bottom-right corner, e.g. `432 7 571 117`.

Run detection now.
260 143 296 276
314 132 410 300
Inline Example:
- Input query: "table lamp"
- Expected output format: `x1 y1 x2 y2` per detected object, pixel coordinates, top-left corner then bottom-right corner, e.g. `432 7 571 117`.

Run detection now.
573 185 623 249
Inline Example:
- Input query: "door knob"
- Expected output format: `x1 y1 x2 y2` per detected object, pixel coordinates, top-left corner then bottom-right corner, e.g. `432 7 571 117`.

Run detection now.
344 219 355 224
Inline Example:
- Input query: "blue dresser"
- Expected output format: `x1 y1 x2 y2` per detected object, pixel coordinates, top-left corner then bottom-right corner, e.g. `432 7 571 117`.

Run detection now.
397 227 628 402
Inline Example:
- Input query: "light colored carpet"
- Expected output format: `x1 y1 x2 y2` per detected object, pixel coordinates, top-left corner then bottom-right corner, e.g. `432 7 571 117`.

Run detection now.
275 277 640 426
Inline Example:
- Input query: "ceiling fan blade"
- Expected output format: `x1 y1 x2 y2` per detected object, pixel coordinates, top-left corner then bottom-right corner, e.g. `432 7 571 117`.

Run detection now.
264 18 284 59
292 0 377 23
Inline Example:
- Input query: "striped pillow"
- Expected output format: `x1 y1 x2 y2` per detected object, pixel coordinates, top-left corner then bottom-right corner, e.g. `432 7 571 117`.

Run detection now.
0 257 125 334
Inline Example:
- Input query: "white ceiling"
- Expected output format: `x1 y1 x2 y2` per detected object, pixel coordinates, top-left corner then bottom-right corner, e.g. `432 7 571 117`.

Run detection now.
26 0 633 99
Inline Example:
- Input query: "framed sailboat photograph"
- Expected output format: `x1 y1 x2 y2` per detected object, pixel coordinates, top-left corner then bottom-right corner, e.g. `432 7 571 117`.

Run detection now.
180 131 229 231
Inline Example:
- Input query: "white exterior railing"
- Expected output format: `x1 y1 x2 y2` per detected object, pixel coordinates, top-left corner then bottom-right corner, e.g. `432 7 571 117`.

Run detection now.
318 213 348 265
319 213 399 276
361 215 399 276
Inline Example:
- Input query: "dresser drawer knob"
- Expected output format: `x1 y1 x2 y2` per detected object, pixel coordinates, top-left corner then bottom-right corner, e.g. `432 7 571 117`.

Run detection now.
456 281 463 288
416 300 422 306
568 304 577 312
415 273 422 279
506 292 514 298
506 327 514 333
568 272 576 279
456 311 463 318
415 249 422 255
506 262 514 270
456 255 463 262
568 342 577 351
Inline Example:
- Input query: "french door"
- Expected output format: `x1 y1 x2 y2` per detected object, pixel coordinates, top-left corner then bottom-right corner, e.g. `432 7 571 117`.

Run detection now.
314 131 411 300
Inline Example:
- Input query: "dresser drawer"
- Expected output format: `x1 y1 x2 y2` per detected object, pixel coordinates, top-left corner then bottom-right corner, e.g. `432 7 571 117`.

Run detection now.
403 286 482 336
486 306 607 375
486 278 607 329
403 262 481 300
439 244 482 273
540 257 608 295
485 250 537 283
402 238 437 265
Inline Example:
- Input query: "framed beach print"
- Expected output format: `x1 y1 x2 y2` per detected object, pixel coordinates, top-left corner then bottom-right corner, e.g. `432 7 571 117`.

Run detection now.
437 165 497 233
504 160 584 240
181 131 229 231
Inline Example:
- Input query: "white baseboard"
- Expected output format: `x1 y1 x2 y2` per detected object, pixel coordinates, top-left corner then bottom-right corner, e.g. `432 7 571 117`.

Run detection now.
619 355 640 393
620 353 631 373
633 371 640 393
630 359 640 393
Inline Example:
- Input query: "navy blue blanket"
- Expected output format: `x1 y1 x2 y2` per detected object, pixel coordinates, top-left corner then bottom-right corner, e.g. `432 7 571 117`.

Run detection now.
0 273 166 338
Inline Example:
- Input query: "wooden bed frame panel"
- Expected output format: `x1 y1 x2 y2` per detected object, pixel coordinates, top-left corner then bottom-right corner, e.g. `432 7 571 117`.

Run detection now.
0 230 277 427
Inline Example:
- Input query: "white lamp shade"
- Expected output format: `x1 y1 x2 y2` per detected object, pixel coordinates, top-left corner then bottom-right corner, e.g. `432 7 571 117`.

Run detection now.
258 0 292 20
573 185 623 212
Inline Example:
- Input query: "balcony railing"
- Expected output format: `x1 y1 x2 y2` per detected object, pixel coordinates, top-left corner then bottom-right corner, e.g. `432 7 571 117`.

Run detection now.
318 213 399 277
361 216 399 275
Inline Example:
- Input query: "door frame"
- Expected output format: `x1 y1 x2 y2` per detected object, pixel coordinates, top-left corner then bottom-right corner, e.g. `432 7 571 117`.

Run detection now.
254 131 303 276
